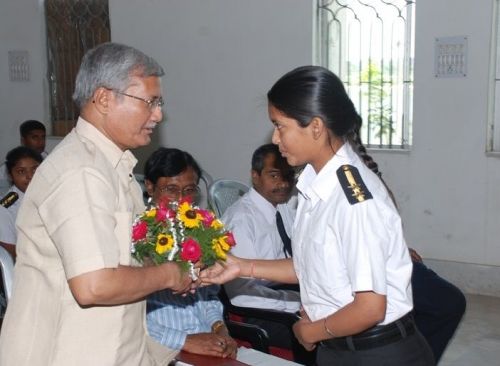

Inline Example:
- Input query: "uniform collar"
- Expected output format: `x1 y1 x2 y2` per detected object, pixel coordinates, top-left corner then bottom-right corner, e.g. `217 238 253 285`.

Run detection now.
296 142 357 204
8 185 24 200
248 187 277 223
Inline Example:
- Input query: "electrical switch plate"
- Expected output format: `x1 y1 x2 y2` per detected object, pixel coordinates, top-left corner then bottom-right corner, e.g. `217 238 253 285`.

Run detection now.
435 36 468 78
8 50 30 82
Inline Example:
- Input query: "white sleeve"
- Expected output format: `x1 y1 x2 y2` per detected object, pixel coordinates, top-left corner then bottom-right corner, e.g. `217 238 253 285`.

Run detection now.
0 207 16 245
224 278 301 313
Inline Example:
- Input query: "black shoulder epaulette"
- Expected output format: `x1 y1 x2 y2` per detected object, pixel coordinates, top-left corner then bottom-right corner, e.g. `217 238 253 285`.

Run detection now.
0 192 19 208
336 165 372 205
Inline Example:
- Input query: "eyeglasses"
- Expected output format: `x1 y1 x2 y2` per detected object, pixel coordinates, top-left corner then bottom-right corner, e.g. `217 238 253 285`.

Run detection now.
108 88 164 110
158 185 200 199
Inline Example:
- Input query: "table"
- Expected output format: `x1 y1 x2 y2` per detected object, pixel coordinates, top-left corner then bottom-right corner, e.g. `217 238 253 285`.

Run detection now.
176 348 303 366
176 351 249 366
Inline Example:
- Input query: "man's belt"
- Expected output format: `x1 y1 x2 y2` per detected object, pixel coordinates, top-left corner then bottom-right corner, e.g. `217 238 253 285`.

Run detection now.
320 312 416 351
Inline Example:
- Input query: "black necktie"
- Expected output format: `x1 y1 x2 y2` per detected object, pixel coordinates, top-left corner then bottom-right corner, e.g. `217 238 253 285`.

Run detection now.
276 211 292 258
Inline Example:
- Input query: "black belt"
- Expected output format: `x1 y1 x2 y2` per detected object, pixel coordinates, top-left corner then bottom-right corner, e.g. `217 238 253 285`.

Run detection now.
320 313 416 351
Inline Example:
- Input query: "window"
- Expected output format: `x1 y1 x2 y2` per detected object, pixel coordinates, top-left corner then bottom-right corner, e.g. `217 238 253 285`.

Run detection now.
316 0 415 148
45 0 110 136
489 0 500 152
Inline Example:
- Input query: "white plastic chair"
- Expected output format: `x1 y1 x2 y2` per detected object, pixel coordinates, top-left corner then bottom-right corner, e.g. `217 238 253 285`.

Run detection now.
208 179 250 217
0 246 14 304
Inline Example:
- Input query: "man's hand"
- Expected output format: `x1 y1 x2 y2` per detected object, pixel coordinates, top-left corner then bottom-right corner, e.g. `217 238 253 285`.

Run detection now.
162 262 193 294
183 333 237 358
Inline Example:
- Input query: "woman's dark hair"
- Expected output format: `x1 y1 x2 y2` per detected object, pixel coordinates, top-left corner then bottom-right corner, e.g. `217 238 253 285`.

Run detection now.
267 65 380 176
5 146 43 174
144 147 202 184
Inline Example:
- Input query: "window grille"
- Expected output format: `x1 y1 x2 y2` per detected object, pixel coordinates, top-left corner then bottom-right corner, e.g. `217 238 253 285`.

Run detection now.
316 0 415 148
45 0 110 136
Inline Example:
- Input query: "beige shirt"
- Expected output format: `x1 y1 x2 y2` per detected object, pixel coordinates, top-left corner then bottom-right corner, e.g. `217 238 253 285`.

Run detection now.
0 118 177 366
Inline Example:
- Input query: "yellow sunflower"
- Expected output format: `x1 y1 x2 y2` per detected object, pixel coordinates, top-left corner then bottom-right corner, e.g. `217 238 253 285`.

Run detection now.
178 202 202 228
155 234 174 254
145 208 157 218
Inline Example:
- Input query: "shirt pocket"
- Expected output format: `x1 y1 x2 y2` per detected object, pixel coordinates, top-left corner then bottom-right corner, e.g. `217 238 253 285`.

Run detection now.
114 211 133 265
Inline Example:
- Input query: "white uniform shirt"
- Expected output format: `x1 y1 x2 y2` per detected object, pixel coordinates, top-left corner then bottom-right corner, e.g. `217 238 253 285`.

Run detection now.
222 188 301 312
294 142 413 324
0 185 24 245
0 205 15 244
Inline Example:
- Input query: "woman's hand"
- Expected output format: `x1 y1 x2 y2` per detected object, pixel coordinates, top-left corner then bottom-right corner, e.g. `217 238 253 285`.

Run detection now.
292 311 317 351
200 254 243 285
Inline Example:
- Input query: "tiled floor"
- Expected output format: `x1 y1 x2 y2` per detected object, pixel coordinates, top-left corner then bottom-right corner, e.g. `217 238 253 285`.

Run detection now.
439 294 500 365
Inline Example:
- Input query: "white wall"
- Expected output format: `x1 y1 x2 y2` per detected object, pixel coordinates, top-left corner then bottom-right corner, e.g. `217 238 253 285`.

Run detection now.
371 0 500 294
1 0 499 295
0 0 48 160
109 0 314 186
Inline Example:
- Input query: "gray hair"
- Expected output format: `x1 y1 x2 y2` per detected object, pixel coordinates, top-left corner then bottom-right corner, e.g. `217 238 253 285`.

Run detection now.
72 42 165 108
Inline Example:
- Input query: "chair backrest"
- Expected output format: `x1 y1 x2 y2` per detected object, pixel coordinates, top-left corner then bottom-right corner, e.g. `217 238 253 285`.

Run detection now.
0 246 14 304
208 179 250 217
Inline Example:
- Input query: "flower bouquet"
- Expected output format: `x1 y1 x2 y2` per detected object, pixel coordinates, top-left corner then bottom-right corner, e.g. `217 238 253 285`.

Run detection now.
131 197 235 280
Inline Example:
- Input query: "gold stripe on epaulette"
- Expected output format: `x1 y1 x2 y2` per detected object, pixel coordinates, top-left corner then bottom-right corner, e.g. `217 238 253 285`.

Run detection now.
342 166 368 203
0 192 19 208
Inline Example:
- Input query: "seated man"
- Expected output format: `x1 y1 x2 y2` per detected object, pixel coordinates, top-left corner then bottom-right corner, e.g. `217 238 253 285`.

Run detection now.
222 143 301 348
19 120 48 157
144 147 238 359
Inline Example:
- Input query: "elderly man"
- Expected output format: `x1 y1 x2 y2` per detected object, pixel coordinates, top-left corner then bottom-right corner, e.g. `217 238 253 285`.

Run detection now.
0 43 192 366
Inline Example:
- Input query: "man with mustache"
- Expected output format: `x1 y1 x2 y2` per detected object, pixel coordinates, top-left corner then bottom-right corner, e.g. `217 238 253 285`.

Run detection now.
222 143 301 349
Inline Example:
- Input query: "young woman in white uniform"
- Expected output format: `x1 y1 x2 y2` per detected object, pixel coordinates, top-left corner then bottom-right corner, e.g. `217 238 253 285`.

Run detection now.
202 66 434 365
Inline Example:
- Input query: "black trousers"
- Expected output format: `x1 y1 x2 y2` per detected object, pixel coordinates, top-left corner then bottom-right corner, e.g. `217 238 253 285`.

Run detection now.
316 329 435 366
412 261 466 362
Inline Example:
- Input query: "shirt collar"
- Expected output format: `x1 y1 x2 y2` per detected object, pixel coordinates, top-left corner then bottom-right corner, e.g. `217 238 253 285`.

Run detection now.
296 142 357 204
9 185 24 200
74 117 138 173
248 187 277 222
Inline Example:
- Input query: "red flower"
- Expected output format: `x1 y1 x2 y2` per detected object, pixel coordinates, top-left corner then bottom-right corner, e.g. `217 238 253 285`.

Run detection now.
156 201 176 221
180 238 202 262
198 209 215 227
225 232 236 247
132 220 148 241
155 205 168 222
